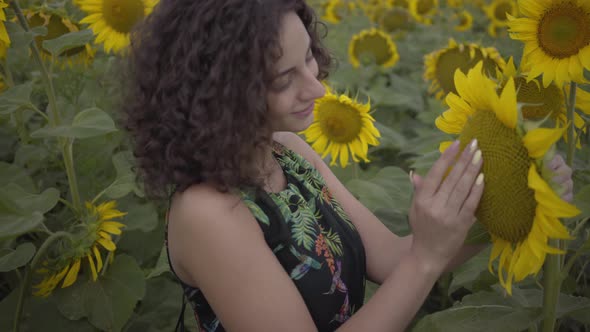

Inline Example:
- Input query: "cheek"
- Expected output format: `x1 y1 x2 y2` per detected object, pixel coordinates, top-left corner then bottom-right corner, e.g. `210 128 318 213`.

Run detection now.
267 93 294 116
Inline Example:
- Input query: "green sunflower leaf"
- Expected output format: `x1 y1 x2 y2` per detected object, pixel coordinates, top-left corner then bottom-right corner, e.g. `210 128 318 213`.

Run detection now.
0 242 36 272
31 107 117 139
42 29 94 58
412 290 543 332
0 82 34 115
82 254 145 332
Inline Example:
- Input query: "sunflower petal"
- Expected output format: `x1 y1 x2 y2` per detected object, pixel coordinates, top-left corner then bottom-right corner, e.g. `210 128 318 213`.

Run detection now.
62 259 81 288
522 127 564 158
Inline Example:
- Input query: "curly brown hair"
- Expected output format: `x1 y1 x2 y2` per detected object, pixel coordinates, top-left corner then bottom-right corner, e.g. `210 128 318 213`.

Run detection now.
122 0 333 199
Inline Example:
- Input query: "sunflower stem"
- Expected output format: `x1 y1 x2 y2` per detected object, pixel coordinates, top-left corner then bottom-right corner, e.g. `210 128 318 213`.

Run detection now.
13 231 71 332
10 0 82 212
1 58 14 86
540 83 578 332
565 83 577 166
541 244 561 332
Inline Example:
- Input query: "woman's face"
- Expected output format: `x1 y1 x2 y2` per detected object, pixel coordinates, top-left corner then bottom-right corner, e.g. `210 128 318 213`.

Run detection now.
266 11 326 133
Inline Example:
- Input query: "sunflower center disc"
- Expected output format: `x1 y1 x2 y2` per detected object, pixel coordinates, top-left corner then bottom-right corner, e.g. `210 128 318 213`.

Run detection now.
318 100 363 143
29 14 86 57
459 110 536 243
102 0 145 33
379 8 410 32
417 0 434 15
353 34 394 66
494 2 512 21
435 47 499 95
538 2 590 59
514 76 563 119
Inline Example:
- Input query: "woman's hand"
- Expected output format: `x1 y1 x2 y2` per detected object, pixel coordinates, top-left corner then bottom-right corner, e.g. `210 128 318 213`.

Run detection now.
407 139 485 274
549 154 574 202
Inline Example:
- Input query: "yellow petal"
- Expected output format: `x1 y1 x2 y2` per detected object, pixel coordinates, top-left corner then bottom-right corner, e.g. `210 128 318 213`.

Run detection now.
62 259 81 288
528 165 581 218
93 246 103 272
495 77 517 129
87 253 98 281
100 221 125 235
98 238 117 251
522 127 564 158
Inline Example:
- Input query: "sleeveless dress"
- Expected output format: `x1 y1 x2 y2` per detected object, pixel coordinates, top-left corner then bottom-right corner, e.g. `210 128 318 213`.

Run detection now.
165 141 367 331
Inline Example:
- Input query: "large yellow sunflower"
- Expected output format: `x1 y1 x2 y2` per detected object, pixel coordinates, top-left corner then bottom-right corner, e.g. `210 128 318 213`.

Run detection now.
499 58 589 148
348 28 399 69
424 39 506 100
24 10 95 66
409 0 439 24
508 0 590 87
33 201 126 297
77 0 158 54
0 0 10 58
435 62 580 294
300 88 381 168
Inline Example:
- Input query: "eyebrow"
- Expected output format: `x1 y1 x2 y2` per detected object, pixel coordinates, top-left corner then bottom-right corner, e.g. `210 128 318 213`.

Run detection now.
275 39 313 78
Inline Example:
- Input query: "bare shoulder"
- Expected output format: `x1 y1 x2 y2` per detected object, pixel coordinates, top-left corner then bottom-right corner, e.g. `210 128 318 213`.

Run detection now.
273 132 320 167
166 181 317 331
166 183 263 285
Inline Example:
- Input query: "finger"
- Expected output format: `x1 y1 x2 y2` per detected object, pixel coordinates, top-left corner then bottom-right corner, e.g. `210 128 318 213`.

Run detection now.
437 139 479 199
549 154 565 170
552 173 571 185
411 172 424 192
562 192 573 203
421 140 461 197
555 163 573 178
445 147 483 213
458 173 485 220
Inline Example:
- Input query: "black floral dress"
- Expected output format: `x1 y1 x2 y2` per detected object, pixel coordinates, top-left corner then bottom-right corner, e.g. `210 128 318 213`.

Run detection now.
165 141 367 331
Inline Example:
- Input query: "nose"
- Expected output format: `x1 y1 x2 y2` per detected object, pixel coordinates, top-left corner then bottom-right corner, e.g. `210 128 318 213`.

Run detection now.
299 67 326 101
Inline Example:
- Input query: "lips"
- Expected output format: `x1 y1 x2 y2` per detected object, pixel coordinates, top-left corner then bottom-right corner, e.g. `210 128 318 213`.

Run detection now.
295 103 314 114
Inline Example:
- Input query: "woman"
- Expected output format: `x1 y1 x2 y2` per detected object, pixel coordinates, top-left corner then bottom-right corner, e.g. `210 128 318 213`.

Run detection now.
122 0 574 331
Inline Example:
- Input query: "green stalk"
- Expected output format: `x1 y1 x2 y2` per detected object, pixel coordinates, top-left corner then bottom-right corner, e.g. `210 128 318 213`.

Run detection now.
565 83 577 166
12 232 71 332
541 82 577 332
10 0 82 211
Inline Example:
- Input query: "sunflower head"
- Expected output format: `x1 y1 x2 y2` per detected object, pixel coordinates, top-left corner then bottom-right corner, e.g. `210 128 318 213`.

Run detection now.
348 28 399 69
322 0 357 24
453 10 473 32
508 0 590 87
409 0 439 24
24 9 94 66
485 0 518 26
390 0 410 8
32 201 126 297
376 7 415 34
424 39 506 100
435 62 580 294
300 87 380 168
78 0 158 54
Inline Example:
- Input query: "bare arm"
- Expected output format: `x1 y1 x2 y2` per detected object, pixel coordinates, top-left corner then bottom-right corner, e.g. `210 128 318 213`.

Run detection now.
277 133 485 331
278 132 486 284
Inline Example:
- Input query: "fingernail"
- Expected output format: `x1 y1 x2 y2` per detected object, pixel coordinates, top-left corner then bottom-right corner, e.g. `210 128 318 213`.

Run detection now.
469 139 478 153
409 170 414 183
476 173 484 185
472 150 482 165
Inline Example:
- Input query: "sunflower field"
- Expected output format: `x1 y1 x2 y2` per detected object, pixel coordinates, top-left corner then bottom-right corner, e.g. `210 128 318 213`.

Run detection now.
1 0 590 331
